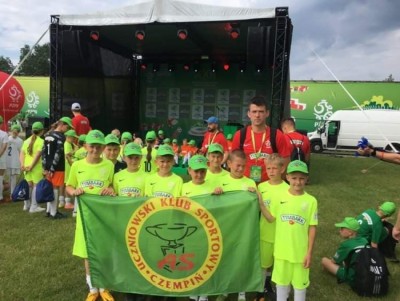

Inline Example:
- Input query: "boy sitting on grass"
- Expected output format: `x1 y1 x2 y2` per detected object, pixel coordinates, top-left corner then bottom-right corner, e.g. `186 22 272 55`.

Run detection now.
321 217 368 287
258 160 318 301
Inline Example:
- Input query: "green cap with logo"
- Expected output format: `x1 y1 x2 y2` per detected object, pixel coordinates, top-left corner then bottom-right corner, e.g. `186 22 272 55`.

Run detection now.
78 134 87 143
105 133 120 145
189 155 208 170
121 132 132 141
60 116 73 128
146 130 157 141
124 142 143 156
65 129 78 138
287 160 308 174
85 130 105 145
11 124 21 131
379 201 396 216
32 121 44 131
207 143 223 154
157 144 175 156
335 217 360 231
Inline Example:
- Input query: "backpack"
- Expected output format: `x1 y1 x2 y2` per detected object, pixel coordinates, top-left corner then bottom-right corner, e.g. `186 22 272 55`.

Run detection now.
349 246 389 297
288 135 306 162
239 126 278 153
36 179 55 203
11 179 30 202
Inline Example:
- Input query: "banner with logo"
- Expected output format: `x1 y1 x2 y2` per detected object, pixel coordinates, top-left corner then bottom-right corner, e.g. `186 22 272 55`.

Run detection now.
79 191 263 296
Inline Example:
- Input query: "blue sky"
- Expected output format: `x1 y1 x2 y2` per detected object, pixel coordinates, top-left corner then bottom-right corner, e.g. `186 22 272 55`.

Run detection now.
1 0 399 81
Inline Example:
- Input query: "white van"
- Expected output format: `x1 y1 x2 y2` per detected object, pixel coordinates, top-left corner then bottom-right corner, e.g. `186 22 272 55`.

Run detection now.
307 109 400 152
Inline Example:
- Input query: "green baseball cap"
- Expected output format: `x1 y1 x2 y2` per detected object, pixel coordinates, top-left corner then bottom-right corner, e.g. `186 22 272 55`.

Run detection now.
189 155 208 170
146 130 157 141
207 143 223 154
65 129 78 138
164 138 171 143
172 139 178 143
78 134 87 143
189 139 196 146
124 142 142 156
335 217 360 231
287 160 308 174
59 116 73 128
227 133 233 140
157 144 175 156
379 201 396 216
158 130 164 135
105 134 120 145
121 131 132 141
85 130 105 145
32 121 44 131
11 124 21 131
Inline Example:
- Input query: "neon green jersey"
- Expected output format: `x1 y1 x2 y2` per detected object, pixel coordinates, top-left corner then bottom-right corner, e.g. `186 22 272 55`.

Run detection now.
140 147 157 174
22 136 44 166
182 180 218 197
64 141 74 182
271 190 318 263
74 147 87 160
113 169 147 197
66 158 114 195
145 173 183 197
205 168 228 182
218 174 257 192
258 180 289 243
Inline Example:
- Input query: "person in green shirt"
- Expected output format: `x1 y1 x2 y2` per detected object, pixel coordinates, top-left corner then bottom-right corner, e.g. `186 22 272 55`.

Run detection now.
113 142 147 197
104 133 127 174
205 143 228 182
74 134 87 160
63 129 78 209
141 130 158 174
66 130 115 301
257 153 289 300
258 160 318 301
321 217 368 287
144 144 183 197
356 201 397 260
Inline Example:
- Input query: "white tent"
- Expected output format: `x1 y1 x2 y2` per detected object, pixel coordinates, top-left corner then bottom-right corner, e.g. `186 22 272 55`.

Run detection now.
57 0 276 25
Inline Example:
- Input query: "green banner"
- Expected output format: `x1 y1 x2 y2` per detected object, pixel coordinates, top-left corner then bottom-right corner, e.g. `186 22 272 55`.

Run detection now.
79 191 262 296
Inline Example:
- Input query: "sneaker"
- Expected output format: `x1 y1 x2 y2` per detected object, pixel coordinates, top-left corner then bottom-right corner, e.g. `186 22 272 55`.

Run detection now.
216 295 228 301
198 297 208 301
29 207 46 213
86 291 100 301
100 289 115 301
51 211 67 219
72 211 77 217
23 204 30 211
238 292 246 301
58 200 65 208
64 202 74 209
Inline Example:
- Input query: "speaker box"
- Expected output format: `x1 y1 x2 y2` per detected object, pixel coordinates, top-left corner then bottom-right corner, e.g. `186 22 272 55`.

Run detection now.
247 26 265 66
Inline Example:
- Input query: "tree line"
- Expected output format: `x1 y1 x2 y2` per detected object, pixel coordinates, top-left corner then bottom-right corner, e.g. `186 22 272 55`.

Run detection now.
0 43 49 76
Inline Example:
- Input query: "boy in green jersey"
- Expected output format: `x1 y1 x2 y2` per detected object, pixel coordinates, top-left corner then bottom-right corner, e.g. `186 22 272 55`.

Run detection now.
144 144 183 197
113 142 147 197
141 130 158 174
321 217 368 287
257 154 289 300
66 130 115 301
258 160 317 301
74 134 87 160
104 134 127 174
205 143 228 182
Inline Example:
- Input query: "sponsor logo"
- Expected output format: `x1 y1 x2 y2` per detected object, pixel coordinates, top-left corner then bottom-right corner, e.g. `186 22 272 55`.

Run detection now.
280 214 305 225
81 180 104 190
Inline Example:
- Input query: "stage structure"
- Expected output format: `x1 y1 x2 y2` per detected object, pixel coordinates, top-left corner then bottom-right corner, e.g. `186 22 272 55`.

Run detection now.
50 1 292 139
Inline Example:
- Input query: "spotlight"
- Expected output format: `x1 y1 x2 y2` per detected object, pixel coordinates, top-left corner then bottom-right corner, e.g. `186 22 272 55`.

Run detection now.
168 63 175 72
152 64 159 72
256 65 263 73
140 63 147 71
239 61 246 73
223 64 230 71
183 64 190 71
90 31 99 41
193 63 200 73
135 30 145 41
230 28 240 39
211 62 217 73
177 29 188 40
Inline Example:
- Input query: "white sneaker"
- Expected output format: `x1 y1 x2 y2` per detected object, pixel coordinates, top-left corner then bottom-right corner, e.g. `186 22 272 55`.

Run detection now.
58 200 65 208
23 201 30 211
72 211 77 218
238 292 246 301
29 207 46 213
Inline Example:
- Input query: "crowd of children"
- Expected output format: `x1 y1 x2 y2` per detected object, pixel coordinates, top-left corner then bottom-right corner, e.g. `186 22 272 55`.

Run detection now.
1 116 398 301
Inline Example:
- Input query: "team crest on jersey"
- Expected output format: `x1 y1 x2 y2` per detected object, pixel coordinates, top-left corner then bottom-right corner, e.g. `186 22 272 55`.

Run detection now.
126 197 223 292
281 214 305 225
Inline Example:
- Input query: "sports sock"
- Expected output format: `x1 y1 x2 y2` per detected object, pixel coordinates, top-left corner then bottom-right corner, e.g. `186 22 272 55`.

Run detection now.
30 186 38 210
276 285 290 301
49 188 59 216
65 197 71 205
294 288 306 301
86 274 98 293
59 195 65 203
10 174 17 194
0 175 4 199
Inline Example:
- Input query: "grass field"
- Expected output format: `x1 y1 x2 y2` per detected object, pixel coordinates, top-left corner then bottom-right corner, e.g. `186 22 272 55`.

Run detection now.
0 154 399 301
